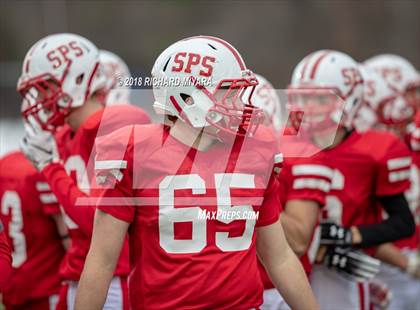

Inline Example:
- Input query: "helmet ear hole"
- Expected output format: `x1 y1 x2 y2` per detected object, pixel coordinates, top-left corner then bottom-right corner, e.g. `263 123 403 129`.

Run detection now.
76 74 85 85
181 93 193 105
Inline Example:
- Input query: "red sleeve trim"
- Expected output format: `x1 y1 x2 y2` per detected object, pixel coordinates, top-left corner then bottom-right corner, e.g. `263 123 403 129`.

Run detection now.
97 206 134 223
256 213 280 227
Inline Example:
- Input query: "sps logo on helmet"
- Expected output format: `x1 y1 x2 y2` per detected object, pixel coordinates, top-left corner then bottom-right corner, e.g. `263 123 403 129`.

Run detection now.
47 41 84 69
171 52 216 77
342 68 363 88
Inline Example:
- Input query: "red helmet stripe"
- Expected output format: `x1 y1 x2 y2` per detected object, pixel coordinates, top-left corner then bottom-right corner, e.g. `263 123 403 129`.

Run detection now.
300 54 313 81
309 51 331 79
24 53 32 73
24 59 30 73
188 35 246 70
23 42 41 74
169 95 182 114
170 96 194 126
84 62 99 102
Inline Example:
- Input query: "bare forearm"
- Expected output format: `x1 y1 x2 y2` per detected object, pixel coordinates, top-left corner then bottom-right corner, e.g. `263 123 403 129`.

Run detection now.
374 243 408 270
280 200 319 257
280 213 308 256
75 210 129 310
267 246 319 310
75 253 115 310
257 220 318 310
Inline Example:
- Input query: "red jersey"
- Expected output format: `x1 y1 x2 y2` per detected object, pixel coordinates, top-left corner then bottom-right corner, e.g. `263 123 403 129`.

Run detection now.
42 104 150 280
393 113 420 250
94 124 282 309
0 152 64 305
259 142 333 288
392 154 420 250
316 130 411 254
0 220 12 292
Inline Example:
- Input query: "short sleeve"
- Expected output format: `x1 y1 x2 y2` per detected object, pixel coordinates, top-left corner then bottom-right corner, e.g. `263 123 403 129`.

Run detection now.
256 174 282 227
375 137 411 196
280 158 333 207
94 126 136 223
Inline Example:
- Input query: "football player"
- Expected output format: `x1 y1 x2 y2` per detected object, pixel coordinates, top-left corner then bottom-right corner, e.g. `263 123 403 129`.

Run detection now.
17 34 150 309
252 74 333 267
252 74 380 309
75 36 318 310
246 74 331 309
362 54 420 310
0 219 12 292
287 50 415 309
0 151 67 309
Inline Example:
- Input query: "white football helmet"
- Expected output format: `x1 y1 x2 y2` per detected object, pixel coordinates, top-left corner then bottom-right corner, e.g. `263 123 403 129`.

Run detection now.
99 49 131 105
152 35 263 137
354 65 397 131
288 50 364 131
364 54 420 130
17 33 105 131
244 74 283 132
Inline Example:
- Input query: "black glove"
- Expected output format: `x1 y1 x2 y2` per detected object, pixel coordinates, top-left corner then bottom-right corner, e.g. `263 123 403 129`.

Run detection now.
323 246 381 282
320 221 353 246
